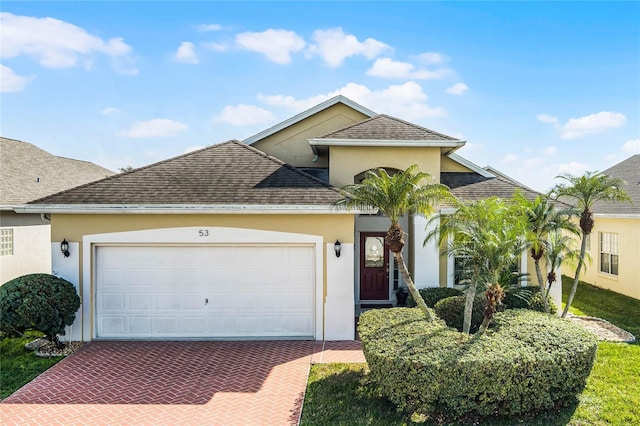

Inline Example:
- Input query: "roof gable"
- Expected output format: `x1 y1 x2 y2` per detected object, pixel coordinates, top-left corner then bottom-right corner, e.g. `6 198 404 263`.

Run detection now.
441 172 549 206
0 137 114 206
28 140 343 207
243 95 376 146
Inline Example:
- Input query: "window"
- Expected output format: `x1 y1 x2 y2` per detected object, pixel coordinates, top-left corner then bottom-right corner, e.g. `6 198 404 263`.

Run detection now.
1 229 13 256
585 234 591 251
599 232 618 275
454 256 470 285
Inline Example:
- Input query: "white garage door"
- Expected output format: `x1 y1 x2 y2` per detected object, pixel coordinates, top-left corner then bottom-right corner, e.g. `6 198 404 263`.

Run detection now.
96 245 315 339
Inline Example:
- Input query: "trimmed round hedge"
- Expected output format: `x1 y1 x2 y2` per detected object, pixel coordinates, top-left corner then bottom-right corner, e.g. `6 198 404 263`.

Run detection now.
0 273 80 343
358 308 598 421
406 287 463 308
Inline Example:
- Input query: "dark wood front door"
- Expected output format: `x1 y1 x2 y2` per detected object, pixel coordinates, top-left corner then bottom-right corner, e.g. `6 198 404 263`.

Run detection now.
360 232 389 300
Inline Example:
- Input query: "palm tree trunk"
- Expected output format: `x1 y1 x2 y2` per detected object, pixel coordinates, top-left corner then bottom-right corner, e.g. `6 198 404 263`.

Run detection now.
534 259 549 313
462 281 477 334
393 251 434 321
561 233 588 318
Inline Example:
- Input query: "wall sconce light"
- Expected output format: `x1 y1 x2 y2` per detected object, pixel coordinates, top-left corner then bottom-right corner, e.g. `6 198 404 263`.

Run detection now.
61 239 70 258
334 239 342 258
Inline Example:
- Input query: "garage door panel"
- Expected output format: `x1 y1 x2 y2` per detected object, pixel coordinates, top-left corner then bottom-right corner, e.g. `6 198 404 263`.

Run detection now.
96 245 315 339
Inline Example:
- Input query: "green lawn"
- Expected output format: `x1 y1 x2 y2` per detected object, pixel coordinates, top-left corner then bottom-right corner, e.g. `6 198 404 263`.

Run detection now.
300 277 640 425
0 331 62 400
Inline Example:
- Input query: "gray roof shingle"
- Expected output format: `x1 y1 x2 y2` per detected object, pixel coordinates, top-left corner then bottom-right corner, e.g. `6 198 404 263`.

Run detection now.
29 140 343 206
0 137 114 206
318 114 460 141
441 172 548 205
591 154 639 215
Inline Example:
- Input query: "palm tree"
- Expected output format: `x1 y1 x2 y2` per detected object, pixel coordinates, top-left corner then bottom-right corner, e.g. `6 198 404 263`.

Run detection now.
514 192 578 313
334 164 454 321
550 171 631 318
427 197 528 334
544 230 582 299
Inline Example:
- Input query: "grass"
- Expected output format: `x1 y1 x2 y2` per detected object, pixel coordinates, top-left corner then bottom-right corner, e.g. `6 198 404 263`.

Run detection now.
0 331 62 400
300 276 640 425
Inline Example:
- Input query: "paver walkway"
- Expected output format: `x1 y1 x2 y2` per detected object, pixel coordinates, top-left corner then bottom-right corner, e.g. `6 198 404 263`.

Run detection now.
1 340 364 425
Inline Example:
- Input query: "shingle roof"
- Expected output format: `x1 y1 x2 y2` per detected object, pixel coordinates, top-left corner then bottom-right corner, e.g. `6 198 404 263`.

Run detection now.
591 154 639 215
318 114 460 141
29 140 343 206
441 172 547 206
0 137 114 206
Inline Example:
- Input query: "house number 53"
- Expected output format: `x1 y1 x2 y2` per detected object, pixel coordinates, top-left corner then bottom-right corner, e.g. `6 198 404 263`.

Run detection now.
198 230 209 237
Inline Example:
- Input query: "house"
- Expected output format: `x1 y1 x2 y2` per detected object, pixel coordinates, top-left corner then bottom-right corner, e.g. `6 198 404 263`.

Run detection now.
575 155 639 299
0 137 114 284
18 96 557 342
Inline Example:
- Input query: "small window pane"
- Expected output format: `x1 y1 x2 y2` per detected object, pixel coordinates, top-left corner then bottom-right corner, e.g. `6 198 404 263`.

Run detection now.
611 255 619 275
600 253 610 274
0 229 13 256
364 236 384 267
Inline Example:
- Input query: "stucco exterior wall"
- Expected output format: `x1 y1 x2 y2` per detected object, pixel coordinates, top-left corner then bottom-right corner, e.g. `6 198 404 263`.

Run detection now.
0 223 51 284
329 146 441 188
573 217 640 300
441 155 473 172
251 103 370 168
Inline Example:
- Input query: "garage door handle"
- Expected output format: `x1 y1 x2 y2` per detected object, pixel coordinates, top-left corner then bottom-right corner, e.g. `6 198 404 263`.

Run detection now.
205 298 208 305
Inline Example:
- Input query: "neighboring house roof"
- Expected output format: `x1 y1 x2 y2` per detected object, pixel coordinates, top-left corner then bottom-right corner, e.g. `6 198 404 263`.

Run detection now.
592 154 639 216
27 140 344 209
243 95 376 145
316 114 461 142
441 172 545 206
482 165 534 191
0 137 114 207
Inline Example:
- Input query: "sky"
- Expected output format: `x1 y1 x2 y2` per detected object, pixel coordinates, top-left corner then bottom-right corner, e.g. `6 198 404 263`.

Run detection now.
1 1 639 193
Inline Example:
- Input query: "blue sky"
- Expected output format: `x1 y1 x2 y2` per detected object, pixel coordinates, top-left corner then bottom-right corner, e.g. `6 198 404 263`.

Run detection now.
2 1 638 192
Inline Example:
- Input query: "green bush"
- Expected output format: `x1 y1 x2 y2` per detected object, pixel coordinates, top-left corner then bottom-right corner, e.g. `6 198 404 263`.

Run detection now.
503 286 557 314
0 274 80 344
434 295 485 333
407 287 462 308
358 308 598 421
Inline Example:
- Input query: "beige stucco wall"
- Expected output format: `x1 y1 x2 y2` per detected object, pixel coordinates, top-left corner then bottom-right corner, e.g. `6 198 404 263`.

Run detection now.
441 155 473 172
0 222 52 284
571 217 640 300
329 146 442 188
252 103 370 168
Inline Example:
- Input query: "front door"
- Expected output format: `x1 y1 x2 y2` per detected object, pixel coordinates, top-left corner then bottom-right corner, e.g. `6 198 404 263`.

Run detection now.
360 232 389 300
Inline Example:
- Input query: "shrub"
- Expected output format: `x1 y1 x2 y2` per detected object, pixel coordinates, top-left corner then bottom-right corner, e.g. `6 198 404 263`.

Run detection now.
407 287 462 308
0 274 80 345
434 295 485 333
503 286 557 314
358 308 598 421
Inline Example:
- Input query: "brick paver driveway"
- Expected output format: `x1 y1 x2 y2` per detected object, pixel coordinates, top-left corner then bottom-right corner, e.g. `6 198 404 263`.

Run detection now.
1 340 363 425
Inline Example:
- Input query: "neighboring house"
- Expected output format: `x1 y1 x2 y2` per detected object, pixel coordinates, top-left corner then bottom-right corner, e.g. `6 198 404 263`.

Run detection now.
19 96 556 342
0 137 114 284
575 155 639 299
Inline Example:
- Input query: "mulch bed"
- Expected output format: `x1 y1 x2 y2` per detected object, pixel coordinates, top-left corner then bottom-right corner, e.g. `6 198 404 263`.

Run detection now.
25 338 84 357
567 314 635 343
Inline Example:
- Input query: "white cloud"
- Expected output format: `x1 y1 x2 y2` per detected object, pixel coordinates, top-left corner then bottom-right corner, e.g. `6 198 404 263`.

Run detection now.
119 119 188 138
0 64 33 92
174 42 198 64
544 146 557 155
524 157 544 168
306 28 389 67
259 81 446 120
503 154 519 164
556 161 589 176
213 104 276 126
202 42 227 52
366 58 452 80
0 12 137 74
537 114 558 124
235 29 305 64
561 111 626 139
446 82 469 95
101 107 121 115
415 52 447 64
622 139 640 155
197 24 222 33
